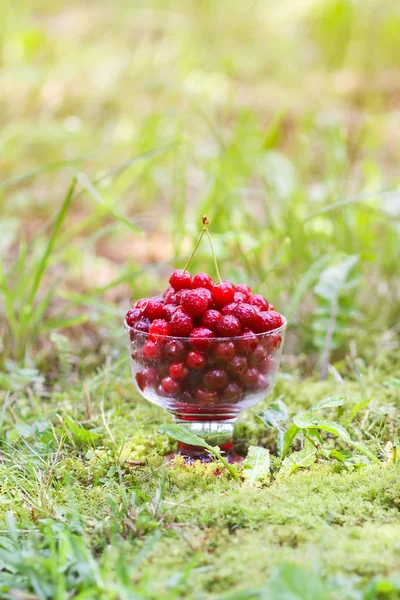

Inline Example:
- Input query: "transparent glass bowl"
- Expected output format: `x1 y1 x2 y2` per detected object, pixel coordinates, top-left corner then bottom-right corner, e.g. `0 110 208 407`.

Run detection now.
125 318 286 463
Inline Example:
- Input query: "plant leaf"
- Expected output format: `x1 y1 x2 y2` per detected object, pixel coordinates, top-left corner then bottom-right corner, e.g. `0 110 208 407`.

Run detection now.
293 413 351 441
258 399 288 427
280 439 317 476
281 424 300 459
258 399 290 458
310 395 346 413
158 424 240 480
286 254 337 320
242 446 270 485
159 423 210 449
63 417 101 447
293 413 380 464
262 562 329 600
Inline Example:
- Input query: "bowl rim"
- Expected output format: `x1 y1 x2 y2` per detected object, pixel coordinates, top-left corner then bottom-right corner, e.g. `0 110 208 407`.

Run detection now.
124 315 287 342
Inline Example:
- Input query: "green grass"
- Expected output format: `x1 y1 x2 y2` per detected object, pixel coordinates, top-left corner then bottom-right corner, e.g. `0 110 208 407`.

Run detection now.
1 0 400 598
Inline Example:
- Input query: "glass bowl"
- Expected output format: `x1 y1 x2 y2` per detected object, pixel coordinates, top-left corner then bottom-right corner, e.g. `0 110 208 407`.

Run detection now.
125 318 286 463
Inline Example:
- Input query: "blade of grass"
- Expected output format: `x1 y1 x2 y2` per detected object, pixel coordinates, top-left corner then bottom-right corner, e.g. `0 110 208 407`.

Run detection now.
76 173 142 234
26 177 77 310
304 188 399 221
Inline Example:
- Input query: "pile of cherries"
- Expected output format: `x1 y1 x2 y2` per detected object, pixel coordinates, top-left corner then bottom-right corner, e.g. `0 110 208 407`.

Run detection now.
125 269 284 410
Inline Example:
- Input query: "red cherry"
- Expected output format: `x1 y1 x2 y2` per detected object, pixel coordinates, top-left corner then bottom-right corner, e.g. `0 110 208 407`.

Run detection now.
235 284 252 300
169 309 193 337
135 371 146 392
169 269 192 291
135 318 151 333
212 341 235 362
257 355 275 374
221 302 238 316
164 339 186 361
143 299 165 320
236 328 259 353
192 272 213 290
264 334 282 351
216 315 241 337
134 298 150 310
255 373 269 391
181 390 195 404
143 341 162 361
254 310 284 333
182 289 209 317
186 351 207 370
248 294 269 312
232 303 257 328
125 308 141 327
163 286 177 304
195 388 218 403
222 382 243 403
234 292 247 303
201 309 222 331
161 376 181 395
204 368 228 391
175 289 191 305
228 355 248 377
195 287 213 307
169 362 189 380
241 367 259 389
212 281 235 306
190 327 215 351
136 367 158 391
148 319 171 339
249 344 267 367
163 304 177 321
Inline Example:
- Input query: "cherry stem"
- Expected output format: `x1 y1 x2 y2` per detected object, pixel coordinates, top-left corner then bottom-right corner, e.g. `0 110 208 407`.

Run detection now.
183 215 222 284
205 229 222 284
182 229 206 273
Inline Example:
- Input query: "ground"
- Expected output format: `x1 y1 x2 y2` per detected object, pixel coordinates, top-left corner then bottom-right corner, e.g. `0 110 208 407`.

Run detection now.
1 0 400 598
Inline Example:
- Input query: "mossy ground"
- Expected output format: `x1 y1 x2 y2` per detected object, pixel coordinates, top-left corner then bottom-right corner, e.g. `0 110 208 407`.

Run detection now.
1 350 399 599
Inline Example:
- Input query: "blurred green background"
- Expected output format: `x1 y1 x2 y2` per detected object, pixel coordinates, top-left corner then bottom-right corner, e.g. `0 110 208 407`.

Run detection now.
1 0 400 372
1 2 400 598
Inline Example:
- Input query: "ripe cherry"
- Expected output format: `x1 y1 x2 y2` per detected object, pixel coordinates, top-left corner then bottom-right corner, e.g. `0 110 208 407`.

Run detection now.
190 327 215 351
235 283 252 299
169 269 192 291
161 376 181 395
164 339 186 361
212 281 235 306
248 294 269 312
232 303 257 328
186 350 207 370
195 388 218 403
222 382 243 403
204 368 228 391
192 272 213 290
169 309 193 337
254 310 284 333
221 302 237 316
228 355 248 377
216 315 241 337
135 318 151 333
143 298 165 320
125 308 141 327
148 319 171 339
212 341 236 362
241 367 259 389
143 340 162 361
201 309 222 331
169 362 189 380
182 289 209 317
